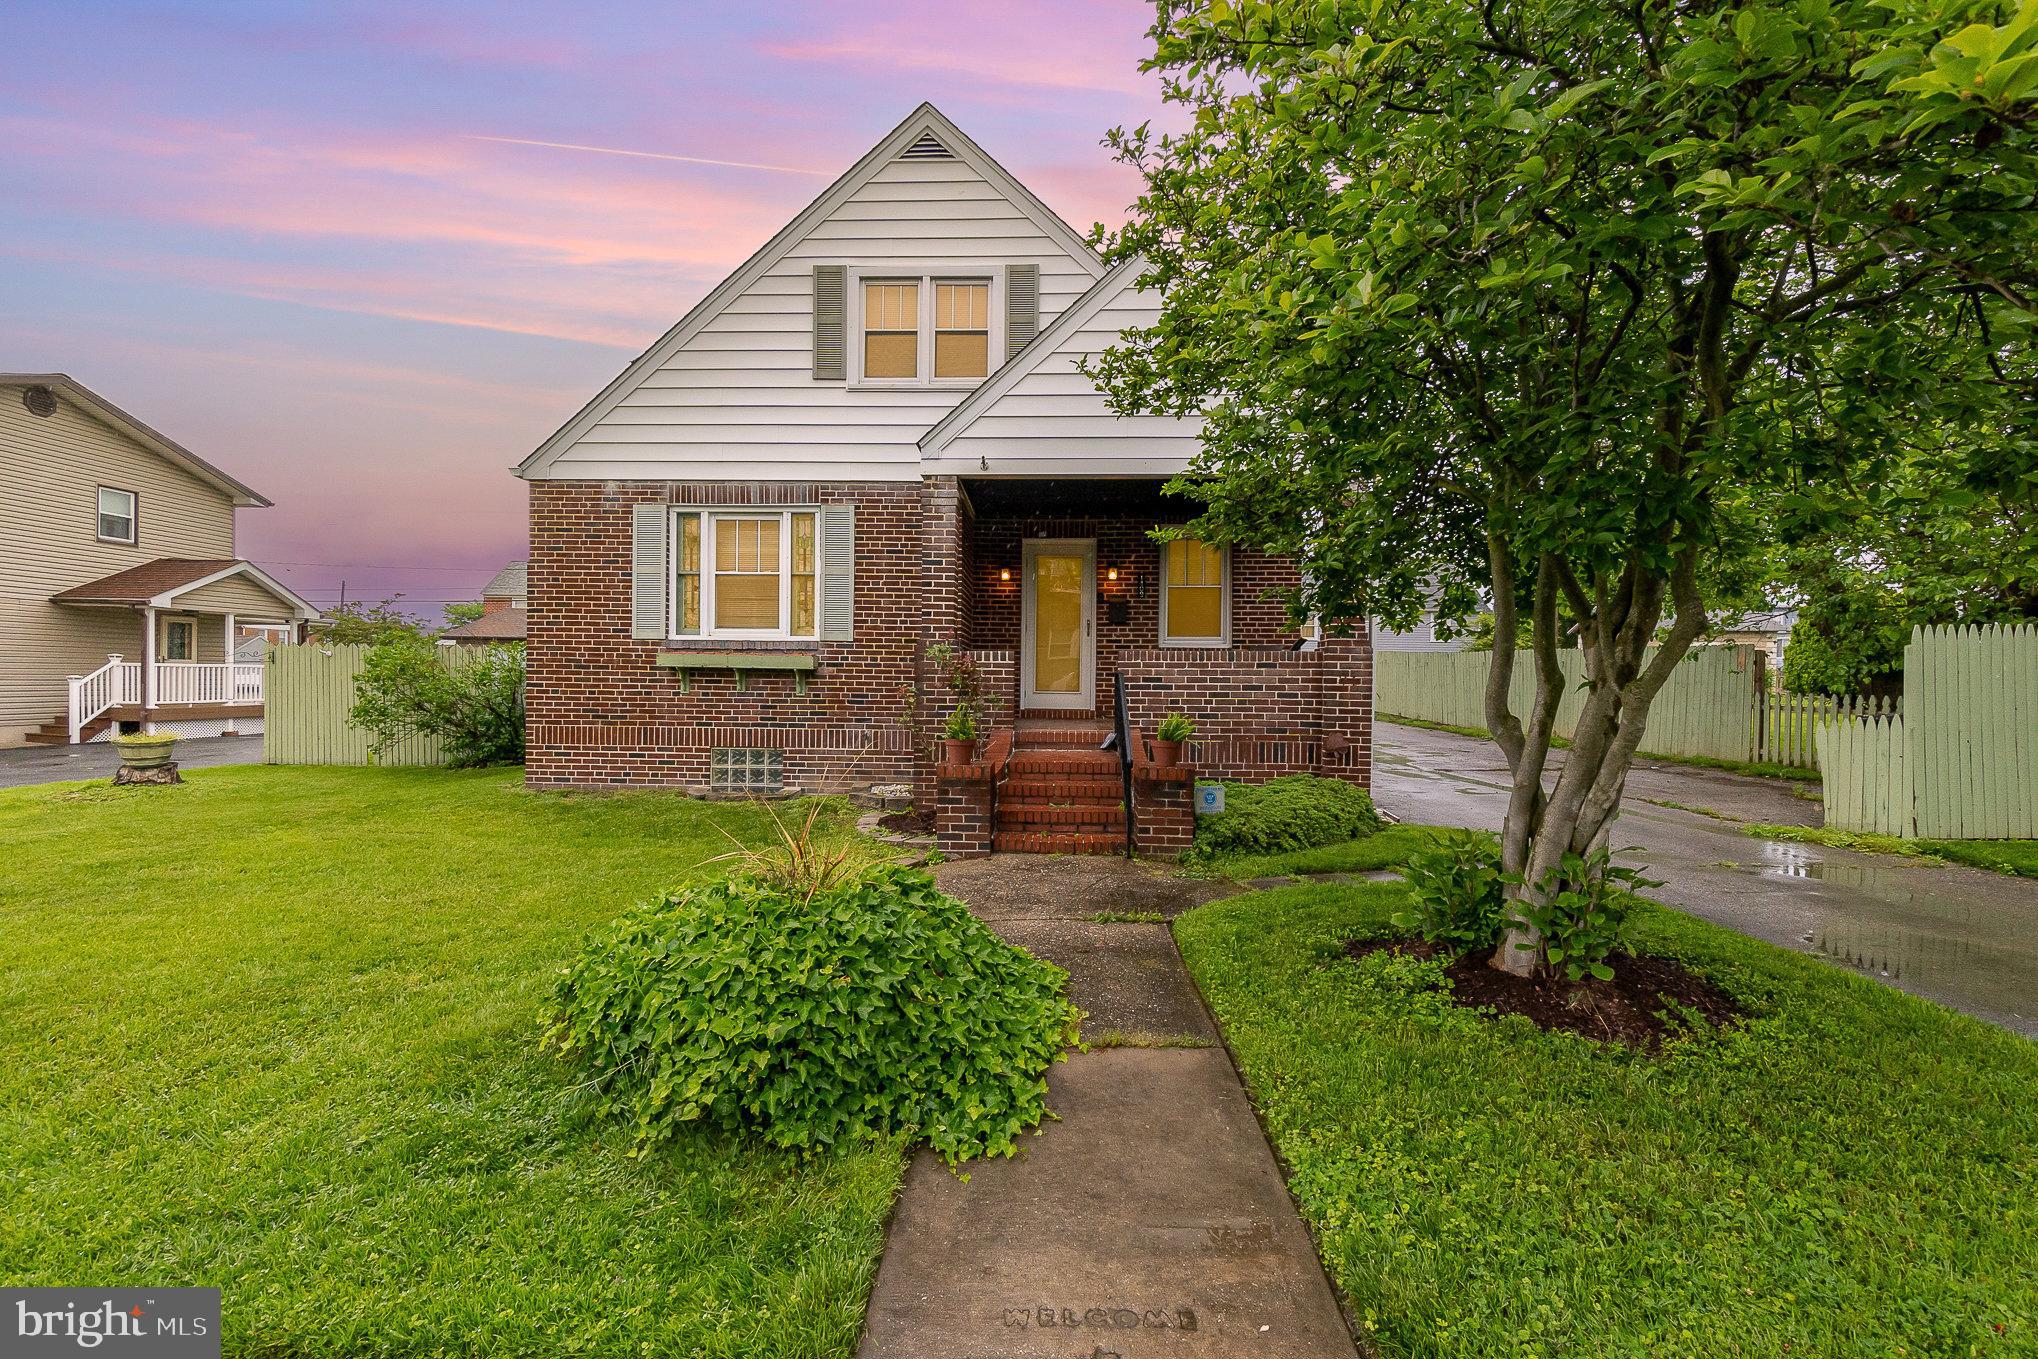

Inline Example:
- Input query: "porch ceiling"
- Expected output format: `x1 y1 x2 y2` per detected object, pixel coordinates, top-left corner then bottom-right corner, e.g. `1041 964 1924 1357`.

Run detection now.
961 476 1192 520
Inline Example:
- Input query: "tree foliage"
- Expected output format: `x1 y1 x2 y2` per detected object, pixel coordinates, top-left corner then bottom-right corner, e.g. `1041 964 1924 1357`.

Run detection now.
312 597 436 647
348 637 526 767
1099 0 2037 972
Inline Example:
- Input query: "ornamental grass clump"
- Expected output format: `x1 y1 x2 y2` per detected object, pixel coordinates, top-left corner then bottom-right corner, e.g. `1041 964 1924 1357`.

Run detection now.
543 862 1080 1165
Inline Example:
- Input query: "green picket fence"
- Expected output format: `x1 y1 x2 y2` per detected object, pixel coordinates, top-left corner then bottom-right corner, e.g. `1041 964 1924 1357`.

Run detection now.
1756 689 1900 769
1374 644 1766 764
1817 623 2038 839
263 643 459 767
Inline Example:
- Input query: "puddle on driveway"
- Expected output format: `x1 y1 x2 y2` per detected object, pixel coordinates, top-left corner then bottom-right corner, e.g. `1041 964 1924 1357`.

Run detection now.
1753 839 2038 1011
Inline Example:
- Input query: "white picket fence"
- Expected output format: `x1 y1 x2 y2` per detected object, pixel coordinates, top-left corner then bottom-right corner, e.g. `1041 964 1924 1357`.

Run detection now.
1818 624 2038 839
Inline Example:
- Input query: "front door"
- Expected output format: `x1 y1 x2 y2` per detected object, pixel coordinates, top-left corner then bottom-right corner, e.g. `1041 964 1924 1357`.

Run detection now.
1021 539 1095 711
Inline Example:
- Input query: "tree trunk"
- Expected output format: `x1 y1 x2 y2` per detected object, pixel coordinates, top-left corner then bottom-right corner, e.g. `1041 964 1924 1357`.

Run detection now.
1484 544 1709 977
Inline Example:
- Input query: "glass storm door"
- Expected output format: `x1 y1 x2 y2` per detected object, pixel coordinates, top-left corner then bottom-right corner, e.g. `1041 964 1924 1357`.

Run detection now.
1021 539 1095 711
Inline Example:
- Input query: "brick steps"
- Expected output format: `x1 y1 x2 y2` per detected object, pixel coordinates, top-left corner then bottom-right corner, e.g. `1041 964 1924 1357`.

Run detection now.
1005 751 1120 778
993 830 1126 855
998 802 1126 829
1013 725 1113 749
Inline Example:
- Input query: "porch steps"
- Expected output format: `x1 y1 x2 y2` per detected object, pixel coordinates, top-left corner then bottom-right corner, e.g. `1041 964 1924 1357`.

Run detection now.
995 725 1128 854
23 713 113 745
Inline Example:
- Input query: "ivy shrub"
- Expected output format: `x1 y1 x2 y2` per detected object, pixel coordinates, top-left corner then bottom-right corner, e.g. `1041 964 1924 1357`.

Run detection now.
1190 774 1383 860
1394 832 1508 953
543 863 1080 1165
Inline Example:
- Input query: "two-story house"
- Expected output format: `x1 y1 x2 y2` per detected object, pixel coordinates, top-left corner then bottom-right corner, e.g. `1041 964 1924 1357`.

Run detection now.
1 375 320 746
514 106 1373 855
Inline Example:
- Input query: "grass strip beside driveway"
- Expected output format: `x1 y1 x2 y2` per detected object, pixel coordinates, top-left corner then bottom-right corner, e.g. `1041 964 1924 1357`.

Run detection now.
1175 880 2038 1357
0 766 903 1358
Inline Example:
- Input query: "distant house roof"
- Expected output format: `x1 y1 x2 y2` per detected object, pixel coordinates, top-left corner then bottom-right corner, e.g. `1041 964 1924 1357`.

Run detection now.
51 557 321 618
441 606 527 641
481 560 527 602
2 373 271 507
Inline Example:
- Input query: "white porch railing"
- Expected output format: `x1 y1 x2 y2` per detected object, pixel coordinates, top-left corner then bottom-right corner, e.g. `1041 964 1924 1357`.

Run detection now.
156 662 265 706
66 657 263 742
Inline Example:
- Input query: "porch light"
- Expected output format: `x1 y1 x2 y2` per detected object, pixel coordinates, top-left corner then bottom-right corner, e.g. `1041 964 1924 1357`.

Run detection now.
1000 567 1012 582
1107 567 1120 582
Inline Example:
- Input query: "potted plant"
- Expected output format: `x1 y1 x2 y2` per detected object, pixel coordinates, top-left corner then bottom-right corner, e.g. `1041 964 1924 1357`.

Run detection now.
940 707 979 766
1151 712 1195 766
109 731 183 784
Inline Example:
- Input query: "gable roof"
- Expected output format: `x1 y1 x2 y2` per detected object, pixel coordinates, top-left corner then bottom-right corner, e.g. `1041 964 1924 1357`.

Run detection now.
480 560 527 600
2 375 271 507
52 557 320 618
513 103 1104 480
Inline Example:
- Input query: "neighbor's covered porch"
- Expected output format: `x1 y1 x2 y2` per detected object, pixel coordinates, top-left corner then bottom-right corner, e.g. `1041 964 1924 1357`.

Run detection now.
51 559 320 743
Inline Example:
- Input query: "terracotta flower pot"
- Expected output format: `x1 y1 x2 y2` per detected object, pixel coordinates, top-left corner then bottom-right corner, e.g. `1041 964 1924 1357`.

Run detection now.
1150 738 1186 767
941 738 979 766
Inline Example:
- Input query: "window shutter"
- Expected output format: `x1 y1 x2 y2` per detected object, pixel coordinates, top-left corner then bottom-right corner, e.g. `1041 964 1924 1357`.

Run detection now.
820 505 855 641
813 265 847 380
1005 264 1039 361
631 503 668 640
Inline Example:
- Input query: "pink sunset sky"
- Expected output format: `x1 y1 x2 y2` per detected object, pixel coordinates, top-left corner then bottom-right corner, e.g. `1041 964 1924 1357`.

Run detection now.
2 1 1172 619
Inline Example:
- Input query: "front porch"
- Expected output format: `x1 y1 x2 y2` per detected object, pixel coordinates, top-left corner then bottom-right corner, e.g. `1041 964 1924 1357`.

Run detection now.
919 477 1372 858
40 557 318 745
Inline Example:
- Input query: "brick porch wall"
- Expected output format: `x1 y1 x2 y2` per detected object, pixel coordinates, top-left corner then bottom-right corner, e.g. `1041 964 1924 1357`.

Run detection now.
527 479 923 791
1118 632 1373 787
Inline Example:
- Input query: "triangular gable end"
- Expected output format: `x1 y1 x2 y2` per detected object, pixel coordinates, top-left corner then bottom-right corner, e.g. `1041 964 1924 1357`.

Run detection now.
514 103 1104 480
918 256 1206 478
157 561 322 620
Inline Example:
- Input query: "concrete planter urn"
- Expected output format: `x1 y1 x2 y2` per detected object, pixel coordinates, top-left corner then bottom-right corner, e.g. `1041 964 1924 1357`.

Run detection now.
110 733 183 785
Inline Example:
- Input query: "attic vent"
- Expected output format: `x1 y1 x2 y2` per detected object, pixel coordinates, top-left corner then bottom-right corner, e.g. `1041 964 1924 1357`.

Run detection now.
898 131 955 160
22 385 57 418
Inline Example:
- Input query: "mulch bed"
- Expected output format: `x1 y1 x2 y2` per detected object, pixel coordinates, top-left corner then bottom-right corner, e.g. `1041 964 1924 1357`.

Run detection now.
1345 936 1742 1048
877 808 935 837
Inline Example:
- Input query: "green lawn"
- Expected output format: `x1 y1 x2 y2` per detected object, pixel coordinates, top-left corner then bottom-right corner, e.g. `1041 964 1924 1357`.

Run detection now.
1175 880 2038 1358
1748 822 2038 878
0 767 903 1357
1192 823 1452 881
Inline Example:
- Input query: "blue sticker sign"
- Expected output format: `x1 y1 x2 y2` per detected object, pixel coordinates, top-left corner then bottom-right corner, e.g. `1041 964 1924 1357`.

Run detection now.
1194 783 1225 816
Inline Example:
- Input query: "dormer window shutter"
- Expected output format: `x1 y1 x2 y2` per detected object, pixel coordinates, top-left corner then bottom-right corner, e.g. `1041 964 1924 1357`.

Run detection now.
631 503 669 640
813 265 847 381
819 505 855 640
1005 264 1039 361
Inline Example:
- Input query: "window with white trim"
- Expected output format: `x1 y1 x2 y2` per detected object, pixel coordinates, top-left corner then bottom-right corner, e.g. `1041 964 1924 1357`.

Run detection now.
672 509 818 639
853 272 995 384
97 486 136 544
1160 538 1229 646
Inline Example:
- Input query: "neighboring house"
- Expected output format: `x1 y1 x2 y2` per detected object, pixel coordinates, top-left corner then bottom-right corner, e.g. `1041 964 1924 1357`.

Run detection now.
1370 611 1470 653
440 560 527 645
0 375 320 746
514 105 1372 856
1713 607 1798 680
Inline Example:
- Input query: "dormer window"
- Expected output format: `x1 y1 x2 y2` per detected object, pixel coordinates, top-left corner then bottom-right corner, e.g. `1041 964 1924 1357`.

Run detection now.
848 268 999 386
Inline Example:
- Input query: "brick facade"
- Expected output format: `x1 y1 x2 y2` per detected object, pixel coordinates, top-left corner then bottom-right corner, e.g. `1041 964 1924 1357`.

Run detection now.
527 476 1373 823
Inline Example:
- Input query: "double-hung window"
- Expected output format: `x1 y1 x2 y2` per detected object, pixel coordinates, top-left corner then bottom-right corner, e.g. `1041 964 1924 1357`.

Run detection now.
854 272 994 384
1160 537 1229 646
97 486 137 544
672 509 818 639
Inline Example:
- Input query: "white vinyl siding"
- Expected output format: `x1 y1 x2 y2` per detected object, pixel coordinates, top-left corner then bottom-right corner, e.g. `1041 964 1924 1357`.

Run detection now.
921 265 1206 477
535 154 1099 483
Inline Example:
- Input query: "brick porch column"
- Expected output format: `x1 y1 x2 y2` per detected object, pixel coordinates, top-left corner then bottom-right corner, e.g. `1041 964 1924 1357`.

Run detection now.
916 476 969 805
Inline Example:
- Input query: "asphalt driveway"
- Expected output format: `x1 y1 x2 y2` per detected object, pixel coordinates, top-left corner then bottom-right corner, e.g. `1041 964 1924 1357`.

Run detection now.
0 734 265 789
1376 722 2038 1036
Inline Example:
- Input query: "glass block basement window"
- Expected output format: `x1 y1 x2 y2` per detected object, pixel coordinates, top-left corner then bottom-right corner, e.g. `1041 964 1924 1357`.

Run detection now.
710 747 784 794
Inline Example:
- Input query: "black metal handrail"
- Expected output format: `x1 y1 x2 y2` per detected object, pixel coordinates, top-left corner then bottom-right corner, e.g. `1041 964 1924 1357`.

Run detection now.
1110 672 1136 858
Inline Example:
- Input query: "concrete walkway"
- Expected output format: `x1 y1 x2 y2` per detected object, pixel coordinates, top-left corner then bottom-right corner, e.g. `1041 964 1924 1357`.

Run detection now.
0 734 264 789
857 856 1358 1359
1377 722 2038 1035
